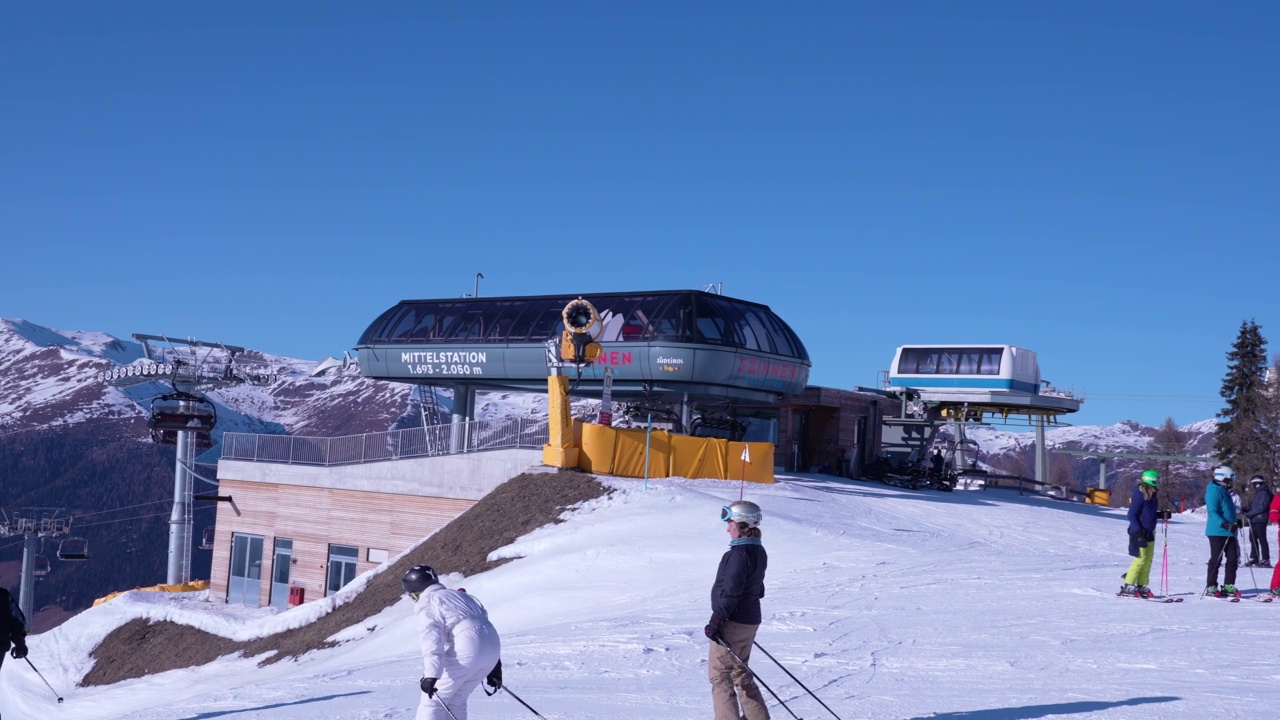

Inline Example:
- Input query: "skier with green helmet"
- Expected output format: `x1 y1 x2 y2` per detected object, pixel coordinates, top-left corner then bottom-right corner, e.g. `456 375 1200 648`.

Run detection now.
1121 470 1161 598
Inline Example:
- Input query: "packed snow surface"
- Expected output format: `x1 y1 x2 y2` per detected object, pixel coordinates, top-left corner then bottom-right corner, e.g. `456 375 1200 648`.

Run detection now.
3 473 1274 719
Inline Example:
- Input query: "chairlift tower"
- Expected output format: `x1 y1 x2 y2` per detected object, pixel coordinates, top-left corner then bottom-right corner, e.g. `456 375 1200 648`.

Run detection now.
0 509 72 625
100 334 275 585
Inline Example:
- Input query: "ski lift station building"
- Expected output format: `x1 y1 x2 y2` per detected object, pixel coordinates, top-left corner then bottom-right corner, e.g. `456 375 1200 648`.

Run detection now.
209 291 1078 608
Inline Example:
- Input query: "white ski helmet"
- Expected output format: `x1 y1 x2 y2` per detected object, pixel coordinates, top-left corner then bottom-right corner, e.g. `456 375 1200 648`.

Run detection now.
1212 466 1235 484
720 500 762 528
1251 475 1267 485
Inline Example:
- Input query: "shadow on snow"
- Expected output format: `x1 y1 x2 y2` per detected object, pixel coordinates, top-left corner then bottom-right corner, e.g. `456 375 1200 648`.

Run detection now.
911 695 1180 719
175 691 373 719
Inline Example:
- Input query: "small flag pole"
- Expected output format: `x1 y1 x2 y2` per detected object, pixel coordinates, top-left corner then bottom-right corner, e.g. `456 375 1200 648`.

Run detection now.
643 413 653 491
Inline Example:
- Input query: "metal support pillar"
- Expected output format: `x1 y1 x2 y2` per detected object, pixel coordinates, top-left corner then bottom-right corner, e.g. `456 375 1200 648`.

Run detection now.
1034 415 1047 486
451 383 472 452
1098 457 1109 490
680 393 691 435
19 531 36 623
167 400 194 585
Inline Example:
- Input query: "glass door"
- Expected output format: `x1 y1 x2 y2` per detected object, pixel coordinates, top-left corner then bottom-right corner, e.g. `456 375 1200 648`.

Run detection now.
228 533 264 607
269 538 293 610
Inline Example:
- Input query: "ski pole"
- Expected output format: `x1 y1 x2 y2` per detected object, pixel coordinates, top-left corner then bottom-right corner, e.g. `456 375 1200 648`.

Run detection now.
716 638 803 720
1160 516 1170 597
500 686 550 720
1239 525 1259 592
434 693 460 720
24 657 65 703
752 642 844 720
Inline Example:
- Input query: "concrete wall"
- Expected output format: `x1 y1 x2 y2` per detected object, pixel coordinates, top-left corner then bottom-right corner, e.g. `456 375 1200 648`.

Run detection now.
217 448 544 500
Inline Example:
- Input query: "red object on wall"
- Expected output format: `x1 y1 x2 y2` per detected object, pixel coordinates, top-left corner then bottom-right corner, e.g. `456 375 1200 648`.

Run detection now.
288 586 305 606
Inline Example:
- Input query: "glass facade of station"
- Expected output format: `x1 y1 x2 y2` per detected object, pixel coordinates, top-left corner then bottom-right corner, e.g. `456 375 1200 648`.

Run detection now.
358 290 809 362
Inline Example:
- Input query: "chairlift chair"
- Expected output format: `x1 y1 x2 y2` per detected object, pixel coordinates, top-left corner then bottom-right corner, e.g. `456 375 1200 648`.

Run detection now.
33 554 51 576
200 526 215 550
57 537 90 561
148 392 217 434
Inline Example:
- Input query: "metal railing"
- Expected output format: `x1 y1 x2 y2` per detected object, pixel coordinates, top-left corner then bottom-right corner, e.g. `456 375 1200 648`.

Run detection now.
221 417 549 467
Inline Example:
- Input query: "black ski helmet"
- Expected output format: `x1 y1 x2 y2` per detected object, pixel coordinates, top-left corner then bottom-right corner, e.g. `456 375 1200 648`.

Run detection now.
402 564 439 594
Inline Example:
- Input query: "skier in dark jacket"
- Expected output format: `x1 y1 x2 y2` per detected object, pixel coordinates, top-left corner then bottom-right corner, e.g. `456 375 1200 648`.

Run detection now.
1122 470 1160 598
705 500 769 720
1245 475 1273 567
1205 466 1241 597
1 586 29 671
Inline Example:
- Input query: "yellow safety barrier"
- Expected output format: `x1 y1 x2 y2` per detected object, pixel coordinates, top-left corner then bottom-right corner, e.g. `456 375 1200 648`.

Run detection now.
572 423 774 483
1085 488 1111 506
93 580 210 607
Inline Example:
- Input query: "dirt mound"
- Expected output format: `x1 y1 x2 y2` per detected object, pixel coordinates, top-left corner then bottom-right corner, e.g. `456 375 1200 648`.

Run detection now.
81 469 610 687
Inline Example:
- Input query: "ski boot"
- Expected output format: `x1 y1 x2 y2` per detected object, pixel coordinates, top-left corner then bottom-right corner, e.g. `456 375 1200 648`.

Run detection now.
1269 588 1280 598
1135 585 1154 599
1222 584 1241 598
1205 585 1221 597
1119 584 1137 597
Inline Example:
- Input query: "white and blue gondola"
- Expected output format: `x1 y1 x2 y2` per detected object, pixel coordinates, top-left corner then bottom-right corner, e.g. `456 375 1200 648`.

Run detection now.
887 345 1041 395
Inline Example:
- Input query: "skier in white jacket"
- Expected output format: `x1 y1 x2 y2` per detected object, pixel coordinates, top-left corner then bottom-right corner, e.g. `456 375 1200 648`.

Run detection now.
403 565 503 720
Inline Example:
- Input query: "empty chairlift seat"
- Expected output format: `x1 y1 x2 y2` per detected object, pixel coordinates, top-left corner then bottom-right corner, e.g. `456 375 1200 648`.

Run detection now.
33 555 51 576
148 393 218 433
58 537 90 561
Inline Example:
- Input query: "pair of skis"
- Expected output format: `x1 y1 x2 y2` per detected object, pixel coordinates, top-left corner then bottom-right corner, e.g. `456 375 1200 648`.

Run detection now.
1114 590 1183 603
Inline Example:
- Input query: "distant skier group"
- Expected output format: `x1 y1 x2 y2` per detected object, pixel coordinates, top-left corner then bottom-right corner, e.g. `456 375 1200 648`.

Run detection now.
1120 465 1280 600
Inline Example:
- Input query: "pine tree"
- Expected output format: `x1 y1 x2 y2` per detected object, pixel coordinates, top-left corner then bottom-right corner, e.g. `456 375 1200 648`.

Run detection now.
1215 319 1274 482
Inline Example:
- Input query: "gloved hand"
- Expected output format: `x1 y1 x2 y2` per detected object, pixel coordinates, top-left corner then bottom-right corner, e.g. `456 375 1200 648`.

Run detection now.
1222 521 1234 532
486 660 502 690
1143 529 1155 543
420 677 438 697
10 639 28 660
1235 521 1244 531
704 615 724 641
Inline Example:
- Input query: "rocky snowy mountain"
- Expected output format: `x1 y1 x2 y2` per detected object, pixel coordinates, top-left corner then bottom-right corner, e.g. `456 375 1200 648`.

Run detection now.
0 318 417 442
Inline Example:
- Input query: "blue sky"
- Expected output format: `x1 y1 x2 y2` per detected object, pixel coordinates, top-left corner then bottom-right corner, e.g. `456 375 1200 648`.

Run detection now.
2 3 1276 429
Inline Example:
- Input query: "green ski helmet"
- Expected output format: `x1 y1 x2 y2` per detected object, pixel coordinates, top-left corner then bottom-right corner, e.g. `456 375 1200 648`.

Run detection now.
1140 470 1159 488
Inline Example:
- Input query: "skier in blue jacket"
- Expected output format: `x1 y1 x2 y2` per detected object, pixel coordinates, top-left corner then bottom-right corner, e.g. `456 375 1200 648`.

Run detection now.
1205 466 1241 597
1122 470 1160 598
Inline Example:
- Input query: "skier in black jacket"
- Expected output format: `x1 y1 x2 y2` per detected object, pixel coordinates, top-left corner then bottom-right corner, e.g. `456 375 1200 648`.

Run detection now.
1 586 29 672
705 500 769 720
1246 476 1273 567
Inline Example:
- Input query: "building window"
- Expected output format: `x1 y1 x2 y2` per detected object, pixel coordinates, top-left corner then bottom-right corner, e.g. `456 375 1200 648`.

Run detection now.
326 544 359 596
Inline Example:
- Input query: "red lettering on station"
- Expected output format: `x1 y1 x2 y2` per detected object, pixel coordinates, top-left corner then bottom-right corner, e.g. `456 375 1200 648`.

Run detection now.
595 351 633 366
736 357 798 381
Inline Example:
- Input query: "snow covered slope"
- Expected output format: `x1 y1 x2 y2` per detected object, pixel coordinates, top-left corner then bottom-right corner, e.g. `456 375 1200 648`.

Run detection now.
3 474 1270 719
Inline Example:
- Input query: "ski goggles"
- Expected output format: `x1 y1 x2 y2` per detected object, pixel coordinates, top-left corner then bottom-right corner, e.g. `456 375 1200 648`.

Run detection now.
720 506 734 522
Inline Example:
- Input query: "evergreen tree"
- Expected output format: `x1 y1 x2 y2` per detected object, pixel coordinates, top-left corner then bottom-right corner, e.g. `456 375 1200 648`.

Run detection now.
1215 319 1274 482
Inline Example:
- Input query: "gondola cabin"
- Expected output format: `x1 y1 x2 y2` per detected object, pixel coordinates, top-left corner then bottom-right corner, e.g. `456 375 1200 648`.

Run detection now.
148 393 218 433
57 537 90 561
33 555 51 576
888 345 1041 395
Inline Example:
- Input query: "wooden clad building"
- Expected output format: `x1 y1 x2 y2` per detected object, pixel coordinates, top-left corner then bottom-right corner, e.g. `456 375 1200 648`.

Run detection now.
209 449 541 609
775 386 889 478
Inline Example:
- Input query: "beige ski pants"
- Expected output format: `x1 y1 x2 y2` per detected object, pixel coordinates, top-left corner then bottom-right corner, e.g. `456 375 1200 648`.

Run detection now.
708 620 770 720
